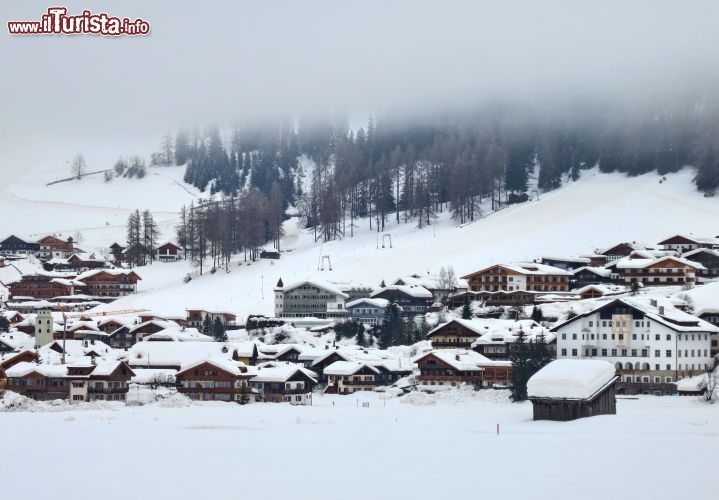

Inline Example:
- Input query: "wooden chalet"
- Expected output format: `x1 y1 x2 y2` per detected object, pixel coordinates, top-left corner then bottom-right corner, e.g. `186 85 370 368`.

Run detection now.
249 362 318 404
76 270 141 297
615 256 703 287
427 319 483 349
461 263 571 293
8 273 85 300
186 310 238 329
109 243 126 265
175 359 255 403
414 350 485 389
324 361 380 394
259 250 281 260
0 235 38 256
658 234 719 253
600 242 642 262
527 360 617 421
36 235 75 260
156 242 183 263
309 350 354 382
683 248 719 283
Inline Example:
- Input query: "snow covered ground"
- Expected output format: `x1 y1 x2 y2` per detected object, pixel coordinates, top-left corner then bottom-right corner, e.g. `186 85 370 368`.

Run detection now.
0 390 716 500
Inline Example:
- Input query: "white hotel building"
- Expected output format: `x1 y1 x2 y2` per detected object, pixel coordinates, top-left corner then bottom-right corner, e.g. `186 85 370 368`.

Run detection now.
552 298 717 395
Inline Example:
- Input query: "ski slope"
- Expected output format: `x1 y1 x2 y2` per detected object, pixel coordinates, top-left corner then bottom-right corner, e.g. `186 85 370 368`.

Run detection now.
4 164 719 320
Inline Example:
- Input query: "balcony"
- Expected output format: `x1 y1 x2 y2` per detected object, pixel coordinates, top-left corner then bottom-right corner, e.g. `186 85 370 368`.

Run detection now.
88 387 128 394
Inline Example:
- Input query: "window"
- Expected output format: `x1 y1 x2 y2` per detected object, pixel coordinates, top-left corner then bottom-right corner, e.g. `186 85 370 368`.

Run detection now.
666 335 671 341
655 350 660 357
611 349 617 356
561 348 567 356
589 321 594 327
631 349 637 357
666 350 672 357
572 333 577 340
655 364 659 370
571 349 577 357
561 333 566 340
591 349 597 356
619 334 624 340
655 334 660 341
602 334 607 340
632 334 637 340
601 349 607 356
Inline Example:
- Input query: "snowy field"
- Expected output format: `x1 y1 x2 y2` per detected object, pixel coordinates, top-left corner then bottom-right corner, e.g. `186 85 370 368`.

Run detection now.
1 391 716 500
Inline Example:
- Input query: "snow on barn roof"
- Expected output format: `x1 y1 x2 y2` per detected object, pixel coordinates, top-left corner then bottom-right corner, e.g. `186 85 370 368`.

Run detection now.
5 361 70 378
571 284 625 296
323 360 380 376
346 297 389 309
250 362 318 383
278 279 350 298
310 349 354 367
527 360 616 400
0 331 34 351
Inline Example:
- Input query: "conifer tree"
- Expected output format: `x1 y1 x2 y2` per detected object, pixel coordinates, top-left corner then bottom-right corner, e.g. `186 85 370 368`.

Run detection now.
202 314 213 336
212 317 227 342
462 302 472 319
510 329 531 402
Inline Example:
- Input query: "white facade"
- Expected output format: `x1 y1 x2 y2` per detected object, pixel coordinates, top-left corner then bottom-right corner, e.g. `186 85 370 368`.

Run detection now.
34 310 54 347
554 301 715 390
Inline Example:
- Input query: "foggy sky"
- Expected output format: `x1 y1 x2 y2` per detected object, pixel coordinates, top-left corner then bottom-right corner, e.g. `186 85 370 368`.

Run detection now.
2 0 718 172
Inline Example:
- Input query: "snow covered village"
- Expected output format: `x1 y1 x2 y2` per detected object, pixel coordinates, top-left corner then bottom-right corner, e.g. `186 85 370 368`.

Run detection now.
3 2 719 500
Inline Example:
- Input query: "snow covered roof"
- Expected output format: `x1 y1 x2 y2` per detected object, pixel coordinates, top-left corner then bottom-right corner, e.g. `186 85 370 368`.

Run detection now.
542 256 591 264
278 280 349 298
370 285 433 298
310 349 354 367
572 266 612 277
615 255 705 270
527 360 616 400
177 357 251 377
572 284 626 296
461 262 572 279
672 281 719 316
250 362 318 383
415 349 492 371
323 360 380 376
682 248 719 259
550 297 719 334
143 327 213 342
657 234 719 246
346 298 389 309
127 341 241 368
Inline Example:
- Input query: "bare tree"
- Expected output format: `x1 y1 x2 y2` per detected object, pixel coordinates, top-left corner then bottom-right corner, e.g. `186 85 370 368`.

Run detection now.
704 369 717 403
71 154 87 179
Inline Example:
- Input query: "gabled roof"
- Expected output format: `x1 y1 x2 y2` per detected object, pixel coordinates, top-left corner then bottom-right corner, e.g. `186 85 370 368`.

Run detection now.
614 255 705 270
572 266 612 277
527 360 616 400
461 262 572 280
657 234 719 246
550 297 719 334
370 285 433 299
276 280 349 298
682 248 719 259
346 298 389 309
323 360 379 376
414 349 491 371
250 362 318 383
177 357 252 377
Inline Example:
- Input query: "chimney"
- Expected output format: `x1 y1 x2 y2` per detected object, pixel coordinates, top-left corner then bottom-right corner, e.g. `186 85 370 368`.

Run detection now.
650 299 657 307
658 306 665 315
455 354 460 361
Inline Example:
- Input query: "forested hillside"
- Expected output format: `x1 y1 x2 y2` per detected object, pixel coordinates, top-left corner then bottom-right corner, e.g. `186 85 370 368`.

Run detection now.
147 96 719 262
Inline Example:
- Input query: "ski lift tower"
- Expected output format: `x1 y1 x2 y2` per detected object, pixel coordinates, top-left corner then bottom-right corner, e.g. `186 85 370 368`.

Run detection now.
319 255 332 271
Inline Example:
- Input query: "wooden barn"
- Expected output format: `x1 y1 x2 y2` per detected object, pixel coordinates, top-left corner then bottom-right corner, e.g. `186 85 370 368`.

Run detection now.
527 359 617 421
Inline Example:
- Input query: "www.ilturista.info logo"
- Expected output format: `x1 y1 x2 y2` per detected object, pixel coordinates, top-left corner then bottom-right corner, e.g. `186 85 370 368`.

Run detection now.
7 7 150 36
